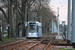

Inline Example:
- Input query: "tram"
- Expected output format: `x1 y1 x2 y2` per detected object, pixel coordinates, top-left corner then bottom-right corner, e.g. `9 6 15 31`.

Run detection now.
25 21 42 38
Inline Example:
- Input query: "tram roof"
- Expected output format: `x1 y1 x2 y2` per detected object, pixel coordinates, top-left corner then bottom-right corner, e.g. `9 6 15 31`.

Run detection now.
28 21 40 23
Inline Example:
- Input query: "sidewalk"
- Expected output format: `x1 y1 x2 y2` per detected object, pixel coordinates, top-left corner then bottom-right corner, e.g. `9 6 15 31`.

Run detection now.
55 35 63 39
55 32 64 39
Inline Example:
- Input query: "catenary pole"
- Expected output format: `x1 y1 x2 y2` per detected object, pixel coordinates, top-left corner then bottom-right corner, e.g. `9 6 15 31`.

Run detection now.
57 7 59 35
52 19 53 33
72 0 75 48
67 0 71 44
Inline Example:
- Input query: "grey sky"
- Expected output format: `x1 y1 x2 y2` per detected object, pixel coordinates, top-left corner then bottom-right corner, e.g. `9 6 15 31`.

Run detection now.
51 0 68 5
50 0 68 25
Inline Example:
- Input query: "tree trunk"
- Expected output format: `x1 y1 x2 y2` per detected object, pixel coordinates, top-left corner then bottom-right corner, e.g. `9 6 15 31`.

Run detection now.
0 7 8 23
8 0 11 38
10 2 16 38
22 21 26 37
16 0 19 37
0 25 3 41
22 0 26 37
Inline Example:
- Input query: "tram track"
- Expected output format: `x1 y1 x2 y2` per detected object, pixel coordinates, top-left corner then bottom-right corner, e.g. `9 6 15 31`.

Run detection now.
27 37 55 50
3 37 54 50
10 37 46 50
44 38 54 50
9 37 54 50
0 39 34 50
0 35 55 50
10 39 41 50
0 40 25 49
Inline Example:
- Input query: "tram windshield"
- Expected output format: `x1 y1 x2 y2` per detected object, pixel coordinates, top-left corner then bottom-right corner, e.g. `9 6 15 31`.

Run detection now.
29 25 36 33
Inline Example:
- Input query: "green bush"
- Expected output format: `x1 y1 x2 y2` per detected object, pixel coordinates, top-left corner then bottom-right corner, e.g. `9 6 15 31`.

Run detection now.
61 48 75 50
0 37 16 44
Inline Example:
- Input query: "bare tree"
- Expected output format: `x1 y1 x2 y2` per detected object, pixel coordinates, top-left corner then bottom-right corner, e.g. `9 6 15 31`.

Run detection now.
27 0 57 33
0 0 57 38
0 24 3 41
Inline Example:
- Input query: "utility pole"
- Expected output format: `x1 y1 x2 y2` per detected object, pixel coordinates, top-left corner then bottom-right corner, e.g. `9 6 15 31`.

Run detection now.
32 11 37 21
8 0 11 38
34 17 35 21
72 0 75 48
47 22 49 33
67 0 71 44
38 16 42 33
57 7 59 35
41 16 42 33
38 16 42 23
39 16 42 23
52 19 54 33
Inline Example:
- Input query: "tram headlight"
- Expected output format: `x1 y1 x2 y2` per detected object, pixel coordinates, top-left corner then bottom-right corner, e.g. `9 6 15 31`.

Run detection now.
29 33 31 35
34 33 36 35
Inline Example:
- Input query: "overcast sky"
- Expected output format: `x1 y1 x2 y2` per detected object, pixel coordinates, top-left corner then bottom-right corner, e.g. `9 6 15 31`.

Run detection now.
50 0 68 25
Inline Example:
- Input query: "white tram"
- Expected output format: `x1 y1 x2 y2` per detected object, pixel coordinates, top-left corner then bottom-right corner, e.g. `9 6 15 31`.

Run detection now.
25 21 42 38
